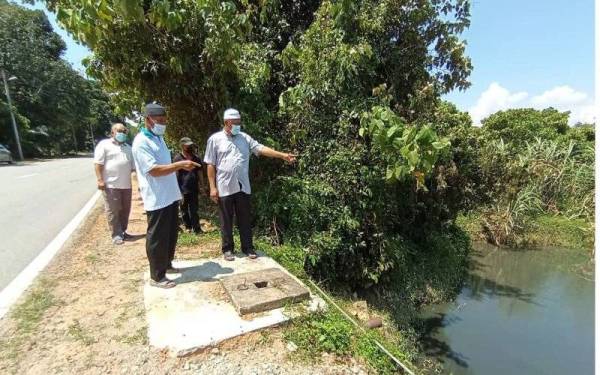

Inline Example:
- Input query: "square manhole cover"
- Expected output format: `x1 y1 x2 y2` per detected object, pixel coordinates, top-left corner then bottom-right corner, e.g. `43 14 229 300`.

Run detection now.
220 268 310 315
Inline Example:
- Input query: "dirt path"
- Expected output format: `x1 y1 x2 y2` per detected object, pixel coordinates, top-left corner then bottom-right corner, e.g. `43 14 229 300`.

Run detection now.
0 185 367 375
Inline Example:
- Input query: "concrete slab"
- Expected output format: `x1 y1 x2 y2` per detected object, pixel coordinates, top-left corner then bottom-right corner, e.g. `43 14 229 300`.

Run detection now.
220 268 310 315
143 254 325 356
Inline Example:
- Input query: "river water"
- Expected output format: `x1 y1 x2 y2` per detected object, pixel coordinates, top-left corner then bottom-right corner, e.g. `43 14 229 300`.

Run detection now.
419 242 594 375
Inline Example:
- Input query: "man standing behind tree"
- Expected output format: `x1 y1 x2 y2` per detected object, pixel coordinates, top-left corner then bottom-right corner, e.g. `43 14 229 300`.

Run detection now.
204 108 296 261
94 123 135 245
132 103 200 289
173 137 204 234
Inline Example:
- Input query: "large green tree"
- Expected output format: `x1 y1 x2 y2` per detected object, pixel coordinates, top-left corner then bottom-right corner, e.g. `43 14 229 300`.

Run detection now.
46 0 326 144
0 0 115 156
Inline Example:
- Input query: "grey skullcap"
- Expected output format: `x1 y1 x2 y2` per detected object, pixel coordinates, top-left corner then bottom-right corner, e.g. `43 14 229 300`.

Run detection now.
144 103 166 116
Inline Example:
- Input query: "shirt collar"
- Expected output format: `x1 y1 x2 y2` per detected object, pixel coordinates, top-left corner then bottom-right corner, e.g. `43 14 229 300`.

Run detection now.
141 127 159 139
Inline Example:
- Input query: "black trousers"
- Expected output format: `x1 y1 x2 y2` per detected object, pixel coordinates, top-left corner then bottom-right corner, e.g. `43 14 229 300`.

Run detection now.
146 201 179 281
181 191 200 231
218 192 253 254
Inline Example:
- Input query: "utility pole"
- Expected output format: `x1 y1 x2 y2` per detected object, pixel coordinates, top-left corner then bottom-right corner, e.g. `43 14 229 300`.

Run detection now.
1 69 23 161
88 122 95 151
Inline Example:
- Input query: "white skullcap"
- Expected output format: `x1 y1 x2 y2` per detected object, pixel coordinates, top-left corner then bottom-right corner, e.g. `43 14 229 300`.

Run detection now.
223 108 241 120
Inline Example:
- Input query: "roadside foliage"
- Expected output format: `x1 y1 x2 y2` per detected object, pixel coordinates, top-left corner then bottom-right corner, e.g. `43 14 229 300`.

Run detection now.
0 0 115 156
46 0 474 297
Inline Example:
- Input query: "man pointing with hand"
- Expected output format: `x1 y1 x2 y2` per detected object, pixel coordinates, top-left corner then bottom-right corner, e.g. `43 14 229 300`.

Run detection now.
204 108 296 261
132 103 201 288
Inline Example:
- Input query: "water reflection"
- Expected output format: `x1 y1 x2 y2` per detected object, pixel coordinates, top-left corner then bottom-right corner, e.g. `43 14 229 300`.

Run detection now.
418 243 594 375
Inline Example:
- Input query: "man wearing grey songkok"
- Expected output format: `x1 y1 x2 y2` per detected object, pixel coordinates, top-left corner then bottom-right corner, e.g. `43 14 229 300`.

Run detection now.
132 103 201 288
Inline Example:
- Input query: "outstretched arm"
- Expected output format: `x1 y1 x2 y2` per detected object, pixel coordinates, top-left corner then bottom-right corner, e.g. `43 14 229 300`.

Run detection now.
258 146 296 163
148 160 201 177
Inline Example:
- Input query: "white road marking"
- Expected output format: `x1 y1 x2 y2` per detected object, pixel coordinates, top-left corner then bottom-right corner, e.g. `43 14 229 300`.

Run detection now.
16 173 39 179
0 190 101 320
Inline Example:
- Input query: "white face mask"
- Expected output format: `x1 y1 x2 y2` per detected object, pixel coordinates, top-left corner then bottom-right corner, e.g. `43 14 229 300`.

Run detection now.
231 124 241 136
152 123 167 136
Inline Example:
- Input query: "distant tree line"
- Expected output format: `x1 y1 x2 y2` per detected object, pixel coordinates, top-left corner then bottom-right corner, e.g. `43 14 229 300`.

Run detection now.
0 0 117 157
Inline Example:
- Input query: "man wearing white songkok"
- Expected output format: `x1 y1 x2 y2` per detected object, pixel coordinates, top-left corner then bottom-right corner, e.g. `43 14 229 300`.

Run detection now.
204 108 296 261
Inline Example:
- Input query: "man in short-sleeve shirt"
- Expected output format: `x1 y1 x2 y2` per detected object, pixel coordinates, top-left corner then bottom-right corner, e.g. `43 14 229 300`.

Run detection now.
94 123 135 244
204 108 296 261
132 103 200 288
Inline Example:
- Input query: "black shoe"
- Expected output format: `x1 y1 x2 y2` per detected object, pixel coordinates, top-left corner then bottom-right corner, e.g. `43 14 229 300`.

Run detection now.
245 249 258 259
123 232 145 241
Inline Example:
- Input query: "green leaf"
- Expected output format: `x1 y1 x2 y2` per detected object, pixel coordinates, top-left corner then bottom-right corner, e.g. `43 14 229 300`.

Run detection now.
431 141 445 150
407 149 419 166
115 0 144 21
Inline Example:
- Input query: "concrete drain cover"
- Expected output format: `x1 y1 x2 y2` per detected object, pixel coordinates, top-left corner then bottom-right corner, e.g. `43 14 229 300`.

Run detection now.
220 268 310 315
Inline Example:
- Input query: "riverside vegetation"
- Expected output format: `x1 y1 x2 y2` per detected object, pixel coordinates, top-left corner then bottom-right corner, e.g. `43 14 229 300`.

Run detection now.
3 0 594 373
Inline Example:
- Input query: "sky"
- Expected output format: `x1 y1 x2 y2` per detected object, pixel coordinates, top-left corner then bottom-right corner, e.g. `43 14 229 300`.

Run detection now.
26 0 595 125
444 0 595 125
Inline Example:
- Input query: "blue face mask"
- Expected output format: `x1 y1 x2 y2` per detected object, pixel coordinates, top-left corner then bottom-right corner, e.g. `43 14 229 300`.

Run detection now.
152 123 167 136
231 124 241 136
115 132 127 143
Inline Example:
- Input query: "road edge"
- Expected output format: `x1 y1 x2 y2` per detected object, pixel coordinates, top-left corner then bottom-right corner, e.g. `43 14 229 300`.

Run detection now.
0 190 102 320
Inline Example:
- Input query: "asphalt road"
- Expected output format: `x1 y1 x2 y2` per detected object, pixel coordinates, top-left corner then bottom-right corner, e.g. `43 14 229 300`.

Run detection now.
0 157 97 290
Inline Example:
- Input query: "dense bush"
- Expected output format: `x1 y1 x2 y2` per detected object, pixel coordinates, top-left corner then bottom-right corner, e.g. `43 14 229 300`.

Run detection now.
253 0 473 289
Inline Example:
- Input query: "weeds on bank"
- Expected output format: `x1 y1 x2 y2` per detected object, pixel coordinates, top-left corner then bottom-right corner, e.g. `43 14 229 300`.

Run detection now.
255 239 420 374
283 308 416 374
458 212 593 251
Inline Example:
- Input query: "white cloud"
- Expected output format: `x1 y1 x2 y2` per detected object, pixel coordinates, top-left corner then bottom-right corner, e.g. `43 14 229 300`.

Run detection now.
530 86 595 125
468 83 596 126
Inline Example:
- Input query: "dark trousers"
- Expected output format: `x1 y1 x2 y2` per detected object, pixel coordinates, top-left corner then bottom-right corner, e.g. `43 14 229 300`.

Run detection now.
146 202 179 281
181 191 200 231
102 188 132 239
218 192 253 254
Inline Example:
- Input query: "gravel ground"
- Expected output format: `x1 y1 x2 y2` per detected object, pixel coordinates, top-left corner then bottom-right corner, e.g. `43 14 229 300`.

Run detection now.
0 181 370 374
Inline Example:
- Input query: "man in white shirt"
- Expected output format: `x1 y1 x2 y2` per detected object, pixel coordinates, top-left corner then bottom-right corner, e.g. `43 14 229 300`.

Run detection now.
94 123 135 245
132 103 200 289
204 108 296 261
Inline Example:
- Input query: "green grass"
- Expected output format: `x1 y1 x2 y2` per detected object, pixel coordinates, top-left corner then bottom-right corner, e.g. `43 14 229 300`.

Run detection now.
457 212 593 250
67 320 96 345
116 327 148 345
256 238 307 278
528 215 593 250
0 278 59 369
11 278 57 334
177 229 221 247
